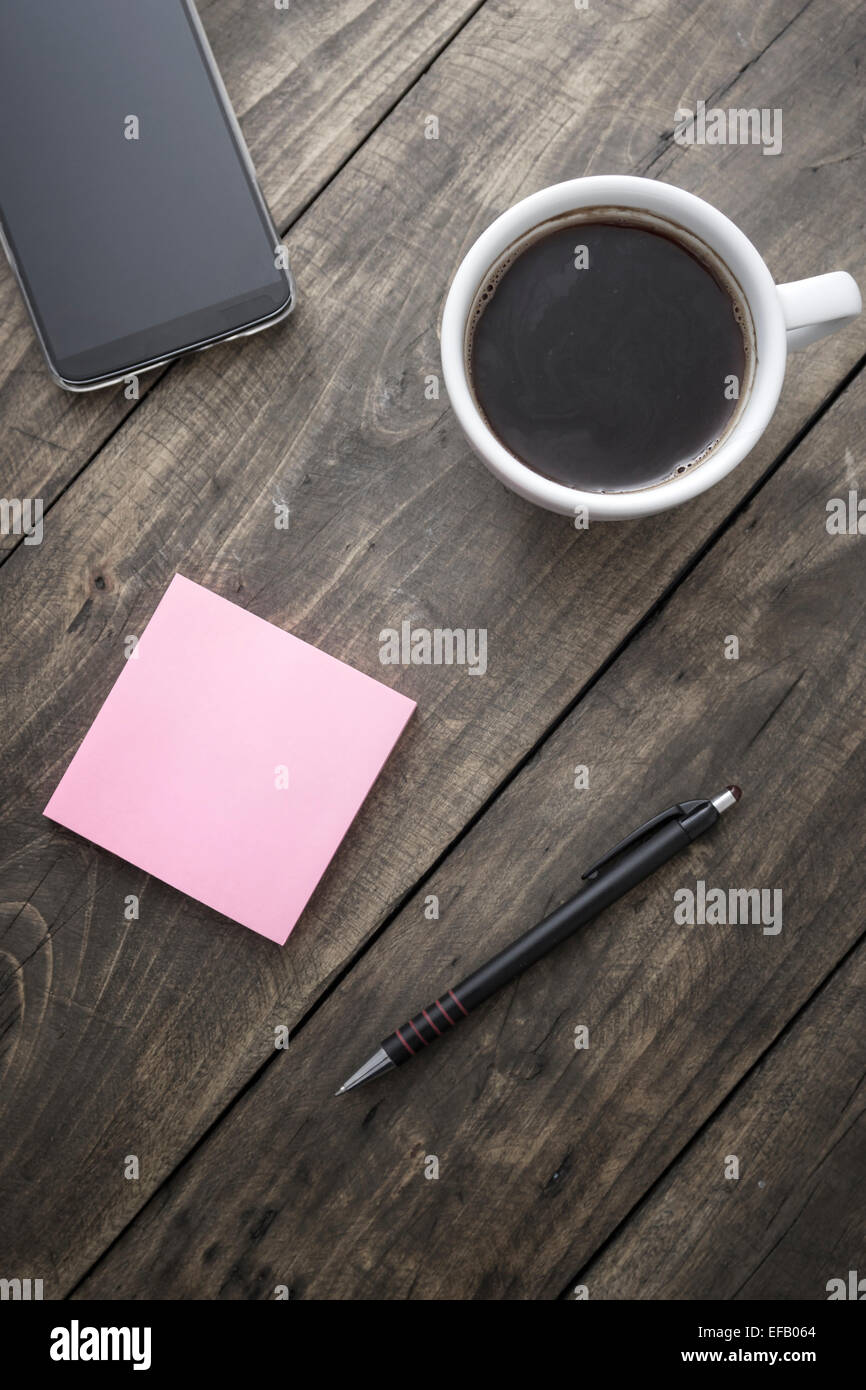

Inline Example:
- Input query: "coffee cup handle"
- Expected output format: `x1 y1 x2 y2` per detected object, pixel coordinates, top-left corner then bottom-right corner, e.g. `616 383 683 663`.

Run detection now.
777 271 862 352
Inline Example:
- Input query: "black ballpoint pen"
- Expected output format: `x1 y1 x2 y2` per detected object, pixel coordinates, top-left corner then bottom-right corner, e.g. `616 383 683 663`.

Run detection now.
336 786 741 1094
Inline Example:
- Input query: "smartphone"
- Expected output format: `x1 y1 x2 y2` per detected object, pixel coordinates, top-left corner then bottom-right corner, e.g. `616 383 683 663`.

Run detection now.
0 1 294 392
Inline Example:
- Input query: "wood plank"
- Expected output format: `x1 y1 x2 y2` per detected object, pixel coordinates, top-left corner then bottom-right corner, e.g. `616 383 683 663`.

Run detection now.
2 0 864 1292
570 938 866 1300
0 0 482 551
74 365 866 1299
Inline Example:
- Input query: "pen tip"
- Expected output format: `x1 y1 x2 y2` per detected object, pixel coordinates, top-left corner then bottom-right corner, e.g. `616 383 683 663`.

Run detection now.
334 1086 346 1096
727 785 742 802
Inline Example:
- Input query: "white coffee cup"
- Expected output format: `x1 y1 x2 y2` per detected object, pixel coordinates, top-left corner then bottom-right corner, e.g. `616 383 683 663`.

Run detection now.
440 176 861 520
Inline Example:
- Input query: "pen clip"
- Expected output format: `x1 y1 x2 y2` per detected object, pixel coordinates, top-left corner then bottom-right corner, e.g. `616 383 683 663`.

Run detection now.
581 802 700 880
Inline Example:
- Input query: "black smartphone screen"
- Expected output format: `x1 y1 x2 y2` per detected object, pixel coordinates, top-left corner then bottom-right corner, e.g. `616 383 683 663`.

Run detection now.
0 0 291 386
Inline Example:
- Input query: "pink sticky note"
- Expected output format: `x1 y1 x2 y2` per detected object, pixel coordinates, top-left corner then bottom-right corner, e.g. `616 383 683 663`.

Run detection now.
45 574 415 944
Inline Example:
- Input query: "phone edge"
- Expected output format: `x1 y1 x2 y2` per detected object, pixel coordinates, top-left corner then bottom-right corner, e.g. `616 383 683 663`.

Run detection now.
0 0 295 395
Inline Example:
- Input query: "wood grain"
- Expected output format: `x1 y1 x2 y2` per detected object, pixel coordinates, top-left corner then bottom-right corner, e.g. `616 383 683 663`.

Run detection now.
74 366 866 1299
0 0 482 550
573 938 866 1300
1 0 864 1296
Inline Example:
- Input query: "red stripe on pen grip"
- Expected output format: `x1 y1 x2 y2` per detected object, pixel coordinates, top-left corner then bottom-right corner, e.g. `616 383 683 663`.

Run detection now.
394 1026 415 1056
408 1018 428 1047
421 1008 442 1036
449 988 469 1017
435 998 456 1026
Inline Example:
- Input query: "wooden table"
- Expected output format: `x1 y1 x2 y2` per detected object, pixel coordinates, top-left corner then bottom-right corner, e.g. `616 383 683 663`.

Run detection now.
2 0 864 1301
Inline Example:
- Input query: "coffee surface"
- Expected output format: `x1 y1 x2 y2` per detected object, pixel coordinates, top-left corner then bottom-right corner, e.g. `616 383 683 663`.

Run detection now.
468 220 747 492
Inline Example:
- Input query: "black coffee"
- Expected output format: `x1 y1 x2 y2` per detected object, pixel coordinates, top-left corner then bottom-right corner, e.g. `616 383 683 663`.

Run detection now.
467 218 748 492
